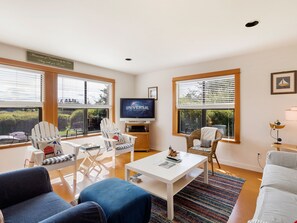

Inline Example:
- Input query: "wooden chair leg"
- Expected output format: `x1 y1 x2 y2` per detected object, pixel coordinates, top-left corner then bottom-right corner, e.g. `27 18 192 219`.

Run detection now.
73 162 77 185
112 155 116 168
211 160 214 175
130 150 134 162
214 154 221 169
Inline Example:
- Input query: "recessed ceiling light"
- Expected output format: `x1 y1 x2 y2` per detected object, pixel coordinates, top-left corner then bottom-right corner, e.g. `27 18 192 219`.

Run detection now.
125 58 132 61
245 20 259 28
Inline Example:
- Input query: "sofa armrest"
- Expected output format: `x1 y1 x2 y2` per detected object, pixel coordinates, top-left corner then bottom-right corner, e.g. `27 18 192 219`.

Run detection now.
266 151 297 169
0 167 52 209
40 201 107 223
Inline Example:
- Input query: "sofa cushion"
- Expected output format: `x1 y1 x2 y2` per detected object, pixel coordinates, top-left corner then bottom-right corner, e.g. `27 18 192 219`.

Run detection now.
252 187 297 223
2 192 71 223
261 164 297 194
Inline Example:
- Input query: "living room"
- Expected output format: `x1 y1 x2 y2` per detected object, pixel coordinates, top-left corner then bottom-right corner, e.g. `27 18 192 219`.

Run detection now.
1 1 297 223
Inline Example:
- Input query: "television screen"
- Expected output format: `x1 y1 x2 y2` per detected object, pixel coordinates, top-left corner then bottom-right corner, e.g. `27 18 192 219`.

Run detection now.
120 98 155 121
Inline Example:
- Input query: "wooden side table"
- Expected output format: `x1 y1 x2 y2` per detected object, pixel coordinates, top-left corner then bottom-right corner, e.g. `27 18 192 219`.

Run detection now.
79 144 103 176
271 143 297 152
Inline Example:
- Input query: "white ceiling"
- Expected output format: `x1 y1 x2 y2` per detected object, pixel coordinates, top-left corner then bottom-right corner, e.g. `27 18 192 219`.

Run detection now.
1 0 297 75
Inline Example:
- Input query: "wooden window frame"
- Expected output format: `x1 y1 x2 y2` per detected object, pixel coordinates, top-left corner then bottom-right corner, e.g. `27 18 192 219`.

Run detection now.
0 57 115 149
172 68 240 143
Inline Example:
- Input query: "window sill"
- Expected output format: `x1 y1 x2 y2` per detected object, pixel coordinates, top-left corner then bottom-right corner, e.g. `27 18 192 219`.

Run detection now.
172 133 240 144
0 133 102 150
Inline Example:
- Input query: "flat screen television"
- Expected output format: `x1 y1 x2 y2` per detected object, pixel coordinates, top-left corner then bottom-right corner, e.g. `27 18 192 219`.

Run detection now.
120 98 155 121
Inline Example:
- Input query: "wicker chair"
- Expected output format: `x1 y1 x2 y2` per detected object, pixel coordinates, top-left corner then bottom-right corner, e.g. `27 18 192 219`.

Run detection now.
185 127 223 175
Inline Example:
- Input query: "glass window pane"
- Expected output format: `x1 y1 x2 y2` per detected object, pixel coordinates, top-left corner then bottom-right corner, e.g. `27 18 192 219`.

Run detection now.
178 109 202 134
0 108 40 145
87 108 109 132
206 109 234 138
58 77 85 104
87 82 109 105
178 81 203 107
58 108 84 137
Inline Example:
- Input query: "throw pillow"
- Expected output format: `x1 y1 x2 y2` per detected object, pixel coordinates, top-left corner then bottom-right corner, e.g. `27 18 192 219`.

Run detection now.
107 132 125 145
0 209 4 223
37 137 64 159
201 139 211 148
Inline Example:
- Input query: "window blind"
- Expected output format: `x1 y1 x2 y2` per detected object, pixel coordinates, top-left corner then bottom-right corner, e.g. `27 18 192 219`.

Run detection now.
58 76 85 106
58 75 111 108
0 65 43 107
177 75 235 109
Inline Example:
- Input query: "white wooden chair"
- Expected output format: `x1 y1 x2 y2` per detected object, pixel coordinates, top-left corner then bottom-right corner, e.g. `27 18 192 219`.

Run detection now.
27 121 80 185
100 118 136 168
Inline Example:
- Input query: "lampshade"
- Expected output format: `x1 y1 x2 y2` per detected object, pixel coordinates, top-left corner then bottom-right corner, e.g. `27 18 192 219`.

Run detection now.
285 106 297 121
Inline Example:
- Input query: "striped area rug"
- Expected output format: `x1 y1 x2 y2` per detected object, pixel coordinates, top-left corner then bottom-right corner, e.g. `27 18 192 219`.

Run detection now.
150 171 245 223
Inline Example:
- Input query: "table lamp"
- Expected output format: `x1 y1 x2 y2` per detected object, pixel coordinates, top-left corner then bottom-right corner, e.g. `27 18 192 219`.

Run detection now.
269 120 285 144
285 106 297 121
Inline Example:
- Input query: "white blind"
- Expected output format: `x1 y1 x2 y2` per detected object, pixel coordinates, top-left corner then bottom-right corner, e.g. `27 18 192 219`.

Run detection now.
177 75 235 109
58 75 111 108
87 81 110 106
58 76 85 105
0 65 43 107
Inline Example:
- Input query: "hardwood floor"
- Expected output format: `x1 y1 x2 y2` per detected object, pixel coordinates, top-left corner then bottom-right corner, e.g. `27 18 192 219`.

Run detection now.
50 150 262 223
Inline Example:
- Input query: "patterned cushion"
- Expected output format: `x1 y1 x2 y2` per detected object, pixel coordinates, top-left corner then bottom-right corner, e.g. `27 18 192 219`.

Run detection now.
107 131 125 145
201 139 211 148
42 154 75 165
115 143 133 150
0 209 4 223
36 137 64 159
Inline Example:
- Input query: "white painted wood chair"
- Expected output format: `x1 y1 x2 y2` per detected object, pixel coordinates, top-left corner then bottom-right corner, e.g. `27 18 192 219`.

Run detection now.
27 121 80 185
100 118 136 168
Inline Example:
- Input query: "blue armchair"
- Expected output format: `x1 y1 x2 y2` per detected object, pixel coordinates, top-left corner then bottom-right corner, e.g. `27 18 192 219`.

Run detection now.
0 167 106 223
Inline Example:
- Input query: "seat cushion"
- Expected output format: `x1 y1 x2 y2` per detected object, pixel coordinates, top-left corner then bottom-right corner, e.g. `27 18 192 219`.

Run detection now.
261 164 297 194
79 178 151 223
115 143 134 151
42 154 75 165
2 192 71 223
252 187 297 223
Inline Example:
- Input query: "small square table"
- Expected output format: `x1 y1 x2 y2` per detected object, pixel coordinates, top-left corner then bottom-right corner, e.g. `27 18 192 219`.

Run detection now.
125 151 208 220
79 143 103 176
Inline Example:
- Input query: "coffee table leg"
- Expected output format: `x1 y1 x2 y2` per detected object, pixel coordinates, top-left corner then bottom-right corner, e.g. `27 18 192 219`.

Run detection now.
125 167 130 181
204 160 208 184
167 183 174 220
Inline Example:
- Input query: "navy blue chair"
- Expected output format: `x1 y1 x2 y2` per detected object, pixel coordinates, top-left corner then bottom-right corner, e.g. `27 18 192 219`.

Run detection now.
0 167 106 223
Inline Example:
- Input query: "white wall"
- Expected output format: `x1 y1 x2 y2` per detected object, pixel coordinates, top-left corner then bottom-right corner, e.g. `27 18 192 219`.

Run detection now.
0 42 136 172
135 44 297 172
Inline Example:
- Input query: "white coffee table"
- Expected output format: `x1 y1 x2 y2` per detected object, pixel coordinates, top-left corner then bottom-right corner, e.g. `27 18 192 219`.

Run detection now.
125 151 208 220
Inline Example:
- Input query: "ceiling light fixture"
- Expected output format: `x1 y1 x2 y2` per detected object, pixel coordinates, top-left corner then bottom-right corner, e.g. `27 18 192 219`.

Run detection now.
125 58 132 61
245 20 259 28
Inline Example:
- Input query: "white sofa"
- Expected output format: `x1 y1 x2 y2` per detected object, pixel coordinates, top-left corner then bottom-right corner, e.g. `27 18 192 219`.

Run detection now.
250 151 297 223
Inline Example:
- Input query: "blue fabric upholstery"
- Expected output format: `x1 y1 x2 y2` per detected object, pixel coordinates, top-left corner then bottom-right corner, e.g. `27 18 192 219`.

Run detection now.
40 201 107 223
0 167 106 223
79 178 151 223
0 166 52 209
3 192 71 223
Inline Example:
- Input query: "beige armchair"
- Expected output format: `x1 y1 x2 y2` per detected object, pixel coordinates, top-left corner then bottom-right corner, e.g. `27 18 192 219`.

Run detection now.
185 127 223 175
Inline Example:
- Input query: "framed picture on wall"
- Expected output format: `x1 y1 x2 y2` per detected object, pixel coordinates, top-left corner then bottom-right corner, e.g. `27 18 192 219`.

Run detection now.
271 71 297 94
148 86 158 100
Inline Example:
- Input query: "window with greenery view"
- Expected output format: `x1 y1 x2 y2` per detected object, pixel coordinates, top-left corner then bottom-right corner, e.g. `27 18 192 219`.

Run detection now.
173 69 240 142
58 76 111 136
0 65 43 145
